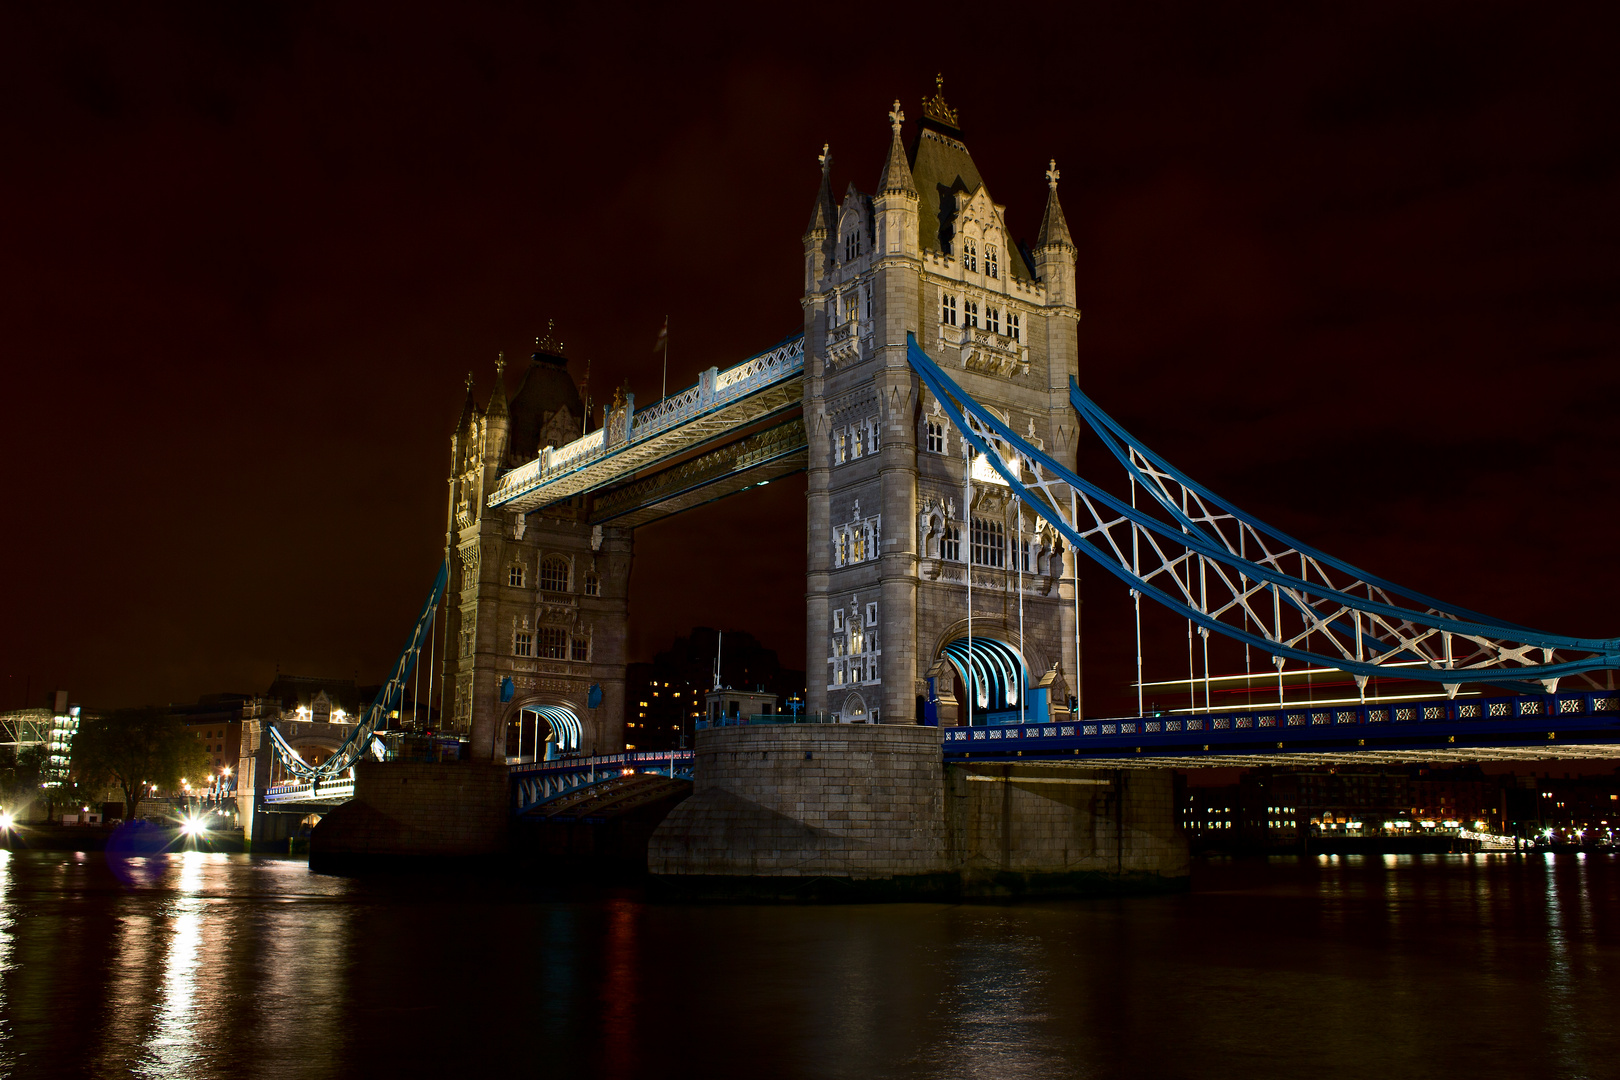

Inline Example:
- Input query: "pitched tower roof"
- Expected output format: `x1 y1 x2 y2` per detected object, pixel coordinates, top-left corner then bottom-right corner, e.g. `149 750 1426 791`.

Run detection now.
903 76 1035 281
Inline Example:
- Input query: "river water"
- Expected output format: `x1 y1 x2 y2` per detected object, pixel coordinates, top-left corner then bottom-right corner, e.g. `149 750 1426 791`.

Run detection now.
0 850 1614 1079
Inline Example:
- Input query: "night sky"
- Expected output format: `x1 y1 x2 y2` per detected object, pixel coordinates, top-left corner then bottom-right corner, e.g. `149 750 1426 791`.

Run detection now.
4 5 1617 717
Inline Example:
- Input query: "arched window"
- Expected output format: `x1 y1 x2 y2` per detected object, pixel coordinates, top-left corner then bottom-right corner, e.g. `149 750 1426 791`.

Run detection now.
540 556 569 592
963 239 977 272
1009 313 1021 342
987 308 1000 334
926 420 944 453
584 572 600 596
970 517 1006 567
986 244 998 279
941 294 957 326
513 631 533 657
964 301 979 329
508 563 525 588
942 524 961 561
539 627 568 659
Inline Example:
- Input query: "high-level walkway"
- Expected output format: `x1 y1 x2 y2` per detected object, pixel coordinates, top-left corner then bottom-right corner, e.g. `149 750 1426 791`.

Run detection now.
486 334 806 522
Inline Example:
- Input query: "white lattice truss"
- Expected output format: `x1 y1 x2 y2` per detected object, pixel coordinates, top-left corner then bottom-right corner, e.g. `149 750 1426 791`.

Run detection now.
905 334 1620 695
488 336 806 513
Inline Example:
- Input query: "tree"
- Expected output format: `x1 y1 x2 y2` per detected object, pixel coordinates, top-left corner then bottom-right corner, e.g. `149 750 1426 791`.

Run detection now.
72 708 211 821
0 745 42 818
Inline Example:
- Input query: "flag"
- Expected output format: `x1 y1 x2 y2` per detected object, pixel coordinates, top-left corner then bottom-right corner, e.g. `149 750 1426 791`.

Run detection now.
652 316 668 353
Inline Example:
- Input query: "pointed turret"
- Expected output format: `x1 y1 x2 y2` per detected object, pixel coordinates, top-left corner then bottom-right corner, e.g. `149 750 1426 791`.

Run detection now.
873 101 920 259
804 144 836 240
1034 159 1074 251
1033 159 1077 309
454 372 476 435
876 101 917 197
484 352 509 419
482 352 511 469
803 144 838 293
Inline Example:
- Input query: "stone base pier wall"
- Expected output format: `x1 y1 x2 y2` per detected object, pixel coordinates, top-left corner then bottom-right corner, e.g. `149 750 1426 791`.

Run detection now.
309 761 509 872
648 725 1188 900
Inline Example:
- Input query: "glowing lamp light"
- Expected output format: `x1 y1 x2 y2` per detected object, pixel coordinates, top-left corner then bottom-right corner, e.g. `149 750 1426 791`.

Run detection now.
0 812 12 831
180 816 208 837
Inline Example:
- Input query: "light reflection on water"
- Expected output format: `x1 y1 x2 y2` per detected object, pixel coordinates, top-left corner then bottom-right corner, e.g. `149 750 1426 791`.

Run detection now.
0 852 1615 1079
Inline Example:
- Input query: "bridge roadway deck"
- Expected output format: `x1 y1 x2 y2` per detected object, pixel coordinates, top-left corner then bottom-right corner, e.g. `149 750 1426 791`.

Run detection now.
945 688 1620 768
487 335 804 516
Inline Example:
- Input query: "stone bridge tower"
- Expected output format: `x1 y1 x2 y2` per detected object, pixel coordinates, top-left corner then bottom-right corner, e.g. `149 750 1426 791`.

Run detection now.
444 336 631 761
802 82 1082 724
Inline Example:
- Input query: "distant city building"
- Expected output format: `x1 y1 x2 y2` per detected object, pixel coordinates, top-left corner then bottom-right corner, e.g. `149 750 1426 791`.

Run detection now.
703 689 781 724
0 689 86 786
625 629 806 750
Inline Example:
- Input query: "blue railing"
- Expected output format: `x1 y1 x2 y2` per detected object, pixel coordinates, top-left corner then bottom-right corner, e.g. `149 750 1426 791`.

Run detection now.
943 689 1620 759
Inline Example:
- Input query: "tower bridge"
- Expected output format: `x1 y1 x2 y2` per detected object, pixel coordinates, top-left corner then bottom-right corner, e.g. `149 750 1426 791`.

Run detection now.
281 83 1620 884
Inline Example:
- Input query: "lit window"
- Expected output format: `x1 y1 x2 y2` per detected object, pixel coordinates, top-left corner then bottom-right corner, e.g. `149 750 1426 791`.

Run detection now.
963 238 977 273
987 307 999 335
509 564 525 587
836 532 849 566
833 432 846 465
926 421 944 454
851 427 863 459
970 517 1006 567
540 556 569 592
942 294 957 326
850 625 864 654
1009 313 1020 342
513 631 533 657
986 245 998 279
964 301 978 328
851 527 865 562
539 627 567 659
584 573 600 596
835 668 845 685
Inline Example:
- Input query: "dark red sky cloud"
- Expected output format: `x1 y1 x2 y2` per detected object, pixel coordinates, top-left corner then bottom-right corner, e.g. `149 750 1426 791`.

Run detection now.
2 3 1616 716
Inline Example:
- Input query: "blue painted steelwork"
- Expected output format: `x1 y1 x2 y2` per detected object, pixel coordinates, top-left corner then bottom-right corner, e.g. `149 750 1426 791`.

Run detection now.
904 334 1620 690
940 637 1026 712
269 561 448 781
510 750 694 815
942 688 1620 762
525 705 582 752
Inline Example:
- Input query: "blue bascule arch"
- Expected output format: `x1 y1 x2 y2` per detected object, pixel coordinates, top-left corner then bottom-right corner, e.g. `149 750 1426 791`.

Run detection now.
941 637 1028 717
904 333 1620 695
270 561 449 781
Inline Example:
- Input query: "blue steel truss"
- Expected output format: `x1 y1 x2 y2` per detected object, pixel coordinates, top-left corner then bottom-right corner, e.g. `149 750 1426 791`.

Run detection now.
510 751 694 815
905 334 1620 693
942 687 1620 764
270 561 448 781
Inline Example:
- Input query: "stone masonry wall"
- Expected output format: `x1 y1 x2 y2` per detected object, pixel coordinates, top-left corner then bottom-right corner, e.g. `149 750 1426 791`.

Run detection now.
946 764 1188 887
648 725 947 879
309 761 508 863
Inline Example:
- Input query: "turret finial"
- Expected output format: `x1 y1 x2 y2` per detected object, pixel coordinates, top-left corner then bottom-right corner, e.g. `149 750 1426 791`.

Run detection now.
888 101 904 136
534 318 564 355
922 74 959 129
464 371 474 393
495 351 505 377
818 143 830 173
1046 159 1060 190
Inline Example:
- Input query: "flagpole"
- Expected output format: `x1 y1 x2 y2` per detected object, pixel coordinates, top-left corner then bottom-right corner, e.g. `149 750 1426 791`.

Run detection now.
662 314 669 400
